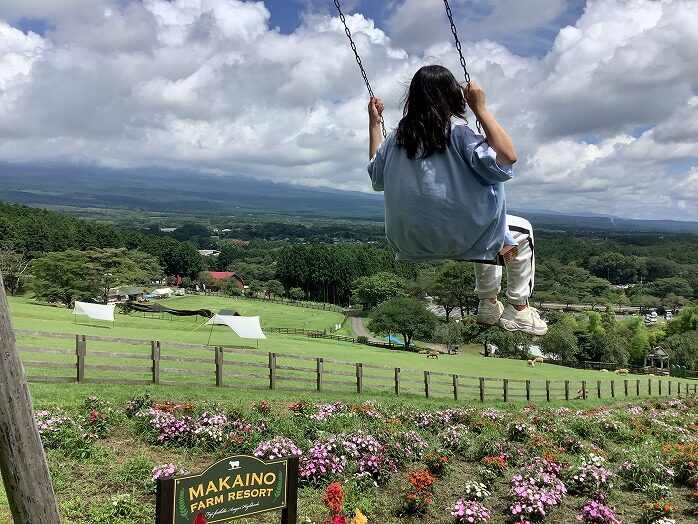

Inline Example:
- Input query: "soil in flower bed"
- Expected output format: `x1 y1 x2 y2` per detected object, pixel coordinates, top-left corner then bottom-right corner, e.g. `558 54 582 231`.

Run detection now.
5 395 698 524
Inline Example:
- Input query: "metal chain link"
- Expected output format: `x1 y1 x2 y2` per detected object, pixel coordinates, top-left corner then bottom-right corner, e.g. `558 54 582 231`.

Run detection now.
443 0 481 131
333 0 386 138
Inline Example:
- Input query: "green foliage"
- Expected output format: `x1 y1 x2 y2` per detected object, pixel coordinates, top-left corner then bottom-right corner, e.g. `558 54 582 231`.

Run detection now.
433 322 463 351
289 286 304 300
367 297 437 348
265 279 285 298
486 329 531 360
430 262 476 320
29 247 162 306
108 455 156 494
90 493 152 524
352 272 406 310
666 306 698 336
221 277 243 296
664 331 698 369
0 242 30 294
196 270 217 287
540 323 579 361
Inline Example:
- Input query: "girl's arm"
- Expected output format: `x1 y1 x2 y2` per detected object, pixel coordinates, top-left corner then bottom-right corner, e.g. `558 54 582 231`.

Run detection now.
368 96 384 159
465 81 517 165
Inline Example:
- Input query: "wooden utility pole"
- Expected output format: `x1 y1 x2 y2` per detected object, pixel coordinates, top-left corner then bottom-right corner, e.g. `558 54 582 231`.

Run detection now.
0 271 61 523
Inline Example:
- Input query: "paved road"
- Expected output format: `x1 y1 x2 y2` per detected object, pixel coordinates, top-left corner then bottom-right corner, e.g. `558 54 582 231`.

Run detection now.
346 311 448 353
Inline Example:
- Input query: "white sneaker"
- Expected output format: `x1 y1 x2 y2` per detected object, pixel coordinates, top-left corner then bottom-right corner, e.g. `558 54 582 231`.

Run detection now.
477 299 504 325
499 304 548 336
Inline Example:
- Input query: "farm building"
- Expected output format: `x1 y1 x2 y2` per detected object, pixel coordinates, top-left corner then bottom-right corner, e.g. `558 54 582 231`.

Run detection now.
207 271 246 290
108 286 146 303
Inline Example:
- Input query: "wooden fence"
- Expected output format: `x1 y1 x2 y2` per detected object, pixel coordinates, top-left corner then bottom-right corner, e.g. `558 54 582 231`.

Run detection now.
14 329 698 402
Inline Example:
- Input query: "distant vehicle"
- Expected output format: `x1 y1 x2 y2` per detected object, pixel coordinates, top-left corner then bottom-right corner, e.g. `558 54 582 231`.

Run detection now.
665 311 673 321
645 311 657 325
174 289 185 296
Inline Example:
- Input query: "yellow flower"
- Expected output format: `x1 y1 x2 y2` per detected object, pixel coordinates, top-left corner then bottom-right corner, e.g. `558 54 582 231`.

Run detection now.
350 508 367 524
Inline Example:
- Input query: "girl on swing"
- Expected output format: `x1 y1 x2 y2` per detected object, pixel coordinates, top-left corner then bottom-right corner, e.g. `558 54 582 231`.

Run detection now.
367 65 547 336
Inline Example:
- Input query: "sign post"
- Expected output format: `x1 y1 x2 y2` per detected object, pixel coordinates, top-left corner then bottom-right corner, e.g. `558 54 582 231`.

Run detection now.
157 454 299 524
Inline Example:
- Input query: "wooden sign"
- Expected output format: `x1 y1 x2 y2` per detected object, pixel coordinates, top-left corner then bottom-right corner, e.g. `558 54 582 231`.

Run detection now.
156 455 298 524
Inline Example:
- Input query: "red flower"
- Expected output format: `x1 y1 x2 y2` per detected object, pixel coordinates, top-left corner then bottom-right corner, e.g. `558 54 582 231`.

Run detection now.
323 482 344 516
193 512 208 524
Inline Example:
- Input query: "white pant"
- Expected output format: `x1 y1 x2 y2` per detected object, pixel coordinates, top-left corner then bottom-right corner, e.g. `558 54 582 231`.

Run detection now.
473 215 535 306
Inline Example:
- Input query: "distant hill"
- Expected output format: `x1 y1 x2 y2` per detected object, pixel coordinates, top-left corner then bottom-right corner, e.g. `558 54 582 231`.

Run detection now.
0 163 384 219
1 163 697 234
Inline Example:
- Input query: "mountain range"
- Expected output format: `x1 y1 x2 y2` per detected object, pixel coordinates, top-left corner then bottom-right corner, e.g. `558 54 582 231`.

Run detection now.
1 163 697 234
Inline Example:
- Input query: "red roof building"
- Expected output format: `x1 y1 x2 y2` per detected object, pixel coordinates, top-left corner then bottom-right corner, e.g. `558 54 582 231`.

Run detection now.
207 271 246 290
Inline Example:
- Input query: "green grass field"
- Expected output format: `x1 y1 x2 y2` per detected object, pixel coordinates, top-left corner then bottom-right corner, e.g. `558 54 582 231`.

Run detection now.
8 294 697 404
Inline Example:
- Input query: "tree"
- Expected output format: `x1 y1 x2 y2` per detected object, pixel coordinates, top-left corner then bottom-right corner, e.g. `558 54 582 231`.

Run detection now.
84 248 162 304
433 322 463 353
352 272 406 310
601 329 630 365
645 277 693 300
221 278 243 296
29 251 98 306
289 287 304 301
247 280 263 297
29 248 161 306
0 244 30 295
265 279 284 299
664 331 698 369
540 324 578 361
196 271 217 289
367 297 437 349
666 306 698 336
430 262 475 320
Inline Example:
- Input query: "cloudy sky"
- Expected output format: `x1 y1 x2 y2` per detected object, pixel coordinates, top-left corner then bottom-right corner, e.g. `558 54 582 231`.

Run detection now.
1 0 697 220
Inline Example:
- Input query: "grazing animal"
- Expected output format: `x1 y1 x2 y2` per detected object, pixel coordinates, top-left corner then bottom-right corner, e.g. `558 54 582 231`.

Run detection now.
615 368 629 375
533 356 544 364
427 351 439 359
600 369 609 373
418 350 429 355
527 359 535 366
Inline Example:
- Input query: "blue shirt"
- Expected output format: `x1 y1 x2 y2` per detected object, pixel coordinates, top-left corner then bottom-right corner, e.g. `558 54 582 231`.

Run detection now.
367 122 515 262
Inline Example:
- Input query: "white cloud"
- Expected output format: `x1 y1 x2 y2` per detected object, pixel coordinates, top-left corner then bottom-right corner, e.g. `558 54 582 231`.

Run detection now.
0 0 696 220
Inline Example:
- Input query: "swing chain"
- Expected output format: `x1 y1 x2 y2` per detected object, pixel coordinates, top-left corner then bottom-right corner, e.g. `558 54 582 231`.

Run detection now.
443 0 470 85
333 0 386 138
443 0 481 131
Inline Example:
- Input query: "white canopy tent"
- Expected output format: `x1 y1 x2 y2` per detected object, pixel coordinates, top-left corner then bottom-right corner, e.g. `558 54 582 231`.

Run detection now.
73 301 116 326
152 288 173 297
206 314 266 345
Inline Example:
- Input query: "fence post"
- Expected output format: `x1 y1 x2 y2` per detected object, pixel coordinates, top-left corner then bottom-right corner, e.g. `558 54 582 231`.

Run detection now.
581 380 587 400
503 379 509 402
268 352 277 390
610 380 615 398
545 380 551 402
76 334 86 383
597 380 602 399
525 380 531 402
424 371 430 399
668 380 672 396
316 358 323 392
214 346 223 387
151 340 160 384
658 379 662 396
624 379 628 397
636 379 641 396
479 377 485 402
564 380 569 401
648 378 652 396
394 368 401 395
356 363 363 394
453 374 460 401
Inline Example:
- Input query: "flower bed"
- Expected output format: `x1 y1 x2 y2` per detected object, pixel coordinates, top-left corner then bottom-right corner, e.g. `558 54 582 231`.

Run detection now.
34 395 698 523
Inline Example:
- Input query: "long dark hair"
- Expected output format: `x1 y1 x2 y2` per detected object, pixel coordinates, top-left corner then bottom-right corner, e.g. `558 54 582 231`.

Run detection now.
395 65 466 159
